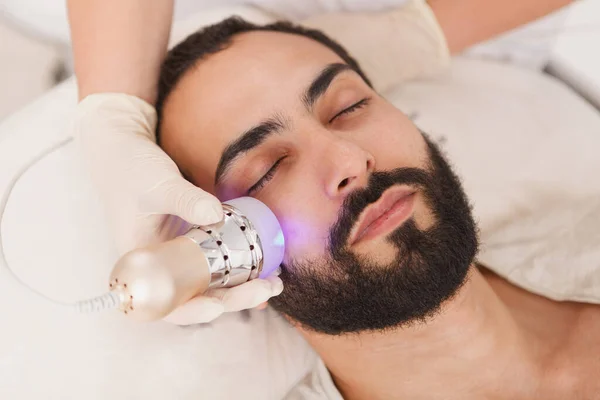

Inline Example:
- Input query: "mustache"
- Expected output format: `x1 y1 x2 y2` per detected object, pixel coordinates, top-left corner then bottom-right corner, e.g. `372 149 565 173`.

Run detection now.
328 167 432 254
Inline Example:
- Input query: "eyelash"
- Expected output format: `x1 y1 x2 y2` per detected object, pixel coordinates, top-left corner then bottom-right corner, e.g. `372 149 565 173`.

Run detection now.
328 97 371 124
248 156 286 194
247 97 371 194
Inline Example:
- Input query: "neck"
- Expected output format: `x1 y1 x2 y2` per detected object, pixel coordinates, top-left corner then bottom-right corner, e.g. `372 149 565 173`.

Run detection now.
301 267 543 400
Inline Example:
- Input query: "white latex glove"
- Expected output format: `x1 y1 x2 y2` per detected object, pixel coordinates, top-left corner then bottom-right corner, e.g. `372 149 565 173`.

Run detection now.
71 92 284 324
163 275 284 325
301 0 450 93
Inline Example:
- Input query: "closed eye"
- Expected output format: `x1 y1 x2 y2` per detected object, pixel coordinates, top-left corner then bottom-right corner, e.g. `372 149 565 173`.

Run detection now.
247 156 286 195
328 97 371 123
245 98 370 194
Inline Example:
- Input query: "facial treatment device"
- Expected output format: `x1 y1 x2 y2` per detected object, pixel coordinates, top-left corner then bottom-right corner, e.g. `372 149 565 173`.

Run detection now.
108 197 285 321
0 138 285 320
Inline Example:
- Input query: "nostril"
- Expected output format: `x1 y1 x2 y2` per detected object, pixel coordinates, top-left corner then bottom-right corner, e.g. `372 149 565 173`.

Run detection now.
338 178 350 189
366 158 374 172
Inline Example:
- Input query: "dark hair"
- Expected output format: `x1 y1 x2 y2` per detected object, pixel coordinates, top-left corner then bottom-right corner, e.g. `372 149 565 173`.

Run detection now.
156 16 371 142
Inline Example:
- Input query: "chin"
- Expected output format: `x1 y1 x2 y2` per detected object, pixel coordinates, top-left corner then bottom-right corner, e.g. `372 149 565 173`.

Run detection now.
352 239 399 266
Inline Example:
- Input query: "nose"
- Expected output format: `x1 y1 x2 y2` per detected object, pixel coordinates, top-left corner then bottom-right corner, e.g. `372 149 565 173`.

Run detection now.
321 135 375 198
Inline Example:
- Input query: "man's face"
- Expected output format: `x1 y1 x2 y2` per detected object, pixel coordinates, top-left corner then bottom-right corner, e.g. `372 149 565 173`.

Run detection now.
161 30 478 334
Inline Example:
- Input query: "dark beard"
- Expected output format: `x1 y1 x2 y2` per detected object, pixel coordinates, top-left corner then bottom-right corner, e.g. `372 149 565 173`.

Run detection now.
268 133 479 335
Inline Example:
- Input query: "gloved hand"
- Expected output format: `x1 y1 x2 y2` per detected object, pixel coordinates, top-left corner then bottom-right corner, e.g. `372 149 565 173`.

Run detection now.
301 0 450 93
71 92 283 325
163 275 283 324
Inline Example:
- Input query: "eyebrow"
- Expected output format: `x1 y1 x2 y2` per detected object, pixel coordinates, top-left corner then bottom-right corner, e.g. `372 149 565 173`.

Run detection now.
214 62 353 186
303 63 352 110
215 116 287 186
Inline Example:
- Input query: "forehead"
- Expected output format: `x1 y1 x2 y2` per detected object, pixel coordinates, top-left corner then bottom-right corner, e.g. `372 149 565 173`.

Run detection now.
160 30 348 191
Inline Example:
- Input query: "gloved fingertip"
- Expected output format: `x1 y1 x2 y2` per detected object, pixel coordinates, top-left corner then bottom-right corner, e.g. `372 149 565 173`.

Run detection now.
268 276 284 296
210 204 225 223
162 297 224 325
192 202 223 225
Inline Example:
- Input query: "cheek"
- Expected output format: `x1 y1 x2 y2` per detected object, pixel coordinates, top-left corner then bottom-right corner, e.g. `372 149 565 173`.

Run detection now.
359 105 426 170
258 167 336 263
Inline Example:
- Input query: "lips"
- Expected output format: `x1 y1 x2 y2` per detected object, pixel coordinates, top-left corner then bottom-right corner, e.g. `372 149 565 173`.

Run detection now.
348 186 416 246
